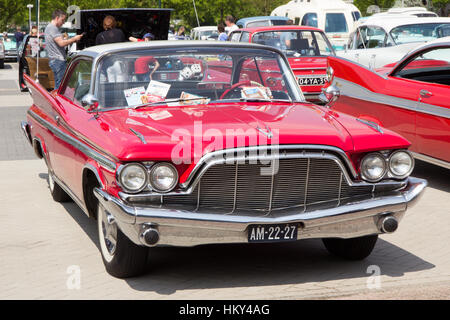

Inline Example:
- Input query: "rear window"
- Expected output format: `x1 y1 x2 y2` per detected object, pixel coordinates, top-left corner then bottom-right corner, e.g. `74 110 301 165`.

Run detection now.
325 13 348 33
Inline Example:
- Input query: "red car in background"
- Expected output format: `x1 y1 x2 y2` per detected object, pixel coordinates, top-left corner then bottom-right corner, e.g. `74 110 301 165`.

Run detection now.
229 26 336 103
323 38 450 170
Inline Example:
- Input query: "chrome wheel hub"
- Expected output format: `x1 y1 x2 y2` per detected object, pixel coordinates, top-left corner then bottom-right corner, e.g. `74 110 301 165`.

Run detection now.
100 206 117 256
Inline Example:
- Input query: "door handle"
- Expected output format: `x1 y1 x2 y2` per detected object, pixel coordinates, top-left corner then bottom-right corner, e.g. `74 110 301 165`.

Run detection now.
420 90 432 98
54 115 61 125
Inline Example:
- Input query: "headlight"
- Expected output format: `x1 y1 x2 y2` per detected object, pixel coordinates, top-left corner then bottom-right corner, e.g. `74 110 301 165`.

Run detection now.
389 151 414 178
149 162 178 192
118 163 148 193
360 153 387 182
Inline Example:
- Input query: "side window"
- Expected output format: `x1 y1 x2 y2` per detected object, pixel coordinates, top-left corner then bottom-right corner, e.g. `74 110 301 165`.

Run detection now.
301 13 318 28
394 48 450 85
230 32 242 42
366 26 387 48
62 59 92 105
325 13 348 33
240 32 250 43
355 27 367 49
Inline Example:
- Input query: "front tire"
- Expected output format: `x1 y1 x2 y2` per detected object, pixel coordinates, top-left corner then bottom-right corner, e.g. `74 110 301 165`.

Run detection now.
97 203 148 278
322 235 378 260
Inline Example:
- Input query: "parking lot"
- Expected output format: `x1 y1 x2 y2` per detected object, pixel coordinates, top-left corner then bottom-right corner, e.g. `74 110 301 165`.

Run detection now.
0 62 449 299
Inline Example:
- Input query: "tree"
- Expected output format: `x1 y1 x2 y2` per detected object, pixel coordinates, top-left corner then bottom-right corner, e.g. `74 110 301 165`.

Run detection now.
353 0 396 16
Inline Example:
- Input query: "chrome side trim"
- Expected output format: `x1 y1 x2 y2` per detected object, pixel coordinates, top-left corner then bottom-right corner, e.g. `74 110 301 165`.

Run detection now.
82 163 106 189
181 145 358 189
20 121 32 145
411 152 450 170
333 77 450 120
129 128 147 144
357 118 384 134
28 110 117 172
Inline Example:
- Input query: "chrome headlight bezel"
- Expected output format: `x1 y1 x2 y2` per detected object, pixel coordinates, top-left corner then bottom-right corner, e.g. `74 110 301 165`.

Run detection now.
149 162 179 193
388 150 414 179
360 152 387 183
117 163 148 194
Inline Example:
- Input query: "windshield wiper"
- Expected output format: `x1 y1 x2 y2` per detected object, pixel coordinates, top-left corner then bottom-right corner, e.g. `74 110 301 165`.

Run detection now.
132 97 210 110
239 97 293 103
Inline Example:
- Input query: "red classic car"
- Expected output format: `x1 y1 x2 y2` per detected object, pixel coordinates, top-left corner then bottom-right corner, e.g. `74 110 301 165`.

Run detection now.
324 37 450 169
21 41 426 278
229 26 336 103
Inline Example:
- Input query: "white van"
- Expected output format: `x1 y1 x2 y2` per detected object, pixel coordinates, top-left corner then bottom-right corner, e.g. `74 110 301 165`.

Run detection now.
271 0 361 50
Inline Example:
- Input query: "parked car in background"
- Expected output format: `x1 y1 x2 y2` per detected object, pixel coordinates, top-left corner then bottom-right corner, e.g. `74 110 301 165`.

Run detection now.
324 37 450 169
190 26 218 40
338 17 450 69
236 16 291 28
3 33 18 61
229 26 336 102
271 0 361 50
21 40 426 277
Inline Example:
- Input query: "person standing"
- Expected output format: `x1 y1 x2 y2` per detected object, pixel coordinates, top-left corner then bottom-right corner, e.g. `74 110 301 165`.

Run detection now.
95 16 126 45
44 9 83 89
218 23 228 41
225 15 239 36
14 26 24 50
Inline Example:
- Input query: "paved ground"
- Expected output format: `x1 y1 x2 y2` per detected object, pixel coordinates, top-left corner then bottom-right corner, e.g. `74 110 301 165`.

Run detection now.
0 62 449 299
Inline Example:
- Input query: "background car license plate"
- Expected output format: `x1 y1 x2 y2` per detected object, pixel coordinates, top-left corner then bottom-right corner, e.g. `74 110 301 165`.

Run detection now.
297 76 326 86
248 224 298 243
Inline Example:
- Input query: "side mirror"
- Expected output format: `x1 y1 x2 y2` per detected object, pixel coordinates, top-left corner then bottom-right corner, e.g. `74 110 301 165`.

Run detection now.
81 94 99 113
319 85 340 107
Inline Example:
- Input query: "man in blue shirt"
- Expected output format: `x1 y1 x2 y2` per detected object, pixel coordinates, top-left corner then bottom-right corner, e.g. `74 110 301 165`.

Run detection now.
14 27 24 50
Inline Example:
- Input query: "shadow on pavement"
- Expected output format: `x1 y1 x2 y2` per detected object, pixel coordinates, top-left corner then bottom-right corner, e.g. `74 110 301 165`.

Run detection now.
121 237 434 295
38 172 100 251
412 160 450 192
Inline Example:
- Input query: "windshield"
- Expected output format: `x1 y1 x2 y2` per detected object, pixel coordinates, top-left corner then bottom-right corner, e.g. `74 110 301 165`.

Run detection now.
96 47 304 108
2 35 16 50
252 30 334 57
390 23 450 44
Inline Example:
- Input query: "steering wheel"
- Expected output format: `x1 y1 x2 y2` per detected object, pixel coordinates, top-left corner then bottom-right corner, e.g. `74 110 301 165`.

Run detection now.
220 80 264 100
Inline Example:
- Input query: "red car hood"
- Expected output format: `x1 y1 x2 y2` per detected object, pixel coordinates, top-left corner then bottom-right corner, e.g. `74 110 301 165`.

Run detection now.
91 102 409 163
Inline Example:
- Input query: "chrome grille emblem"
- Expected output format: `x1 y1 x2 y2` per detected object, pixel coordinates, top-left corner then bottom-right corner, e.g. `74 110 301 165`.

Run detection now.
256 125 273 139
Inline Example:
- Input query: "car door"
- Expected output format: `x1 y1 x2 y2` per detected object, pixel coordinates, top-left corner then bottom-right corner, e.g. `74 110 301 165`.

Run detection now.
390 47 450 163
54 58 94 198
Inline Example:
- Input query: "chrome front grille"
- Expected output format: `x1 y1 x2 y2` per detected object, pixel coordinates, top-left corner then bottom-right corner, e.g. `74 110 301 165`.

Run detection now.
163 158 373 213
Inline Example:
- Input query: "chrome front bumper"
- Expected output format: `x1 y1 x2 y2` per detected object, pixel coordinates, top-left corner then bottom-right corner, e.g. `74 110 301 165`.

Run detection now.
93 177 427 247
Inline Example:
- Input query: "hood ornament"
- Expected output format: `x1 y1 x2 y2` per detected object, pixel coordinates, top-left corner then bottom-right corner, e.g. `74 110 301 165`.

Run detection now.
256 125 273 139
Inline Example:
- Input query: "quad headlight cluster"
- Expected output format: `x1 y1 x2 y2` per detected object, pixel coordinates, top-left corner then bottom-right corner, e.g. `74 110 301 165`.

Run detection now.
117 162 178 193
360 150 414 182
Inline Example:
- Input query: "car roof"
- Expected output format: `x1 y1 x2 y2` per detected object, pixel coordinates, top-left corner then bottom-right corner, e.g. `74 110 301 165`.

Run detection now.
79 40 284 58
236 25 323 33
237 16 290 24
360 17 450 32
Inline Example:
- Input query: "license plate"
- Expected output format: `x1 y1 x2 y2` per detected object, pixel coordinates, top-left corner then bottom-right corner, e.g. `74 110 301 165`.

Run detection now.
248 224 298 243
297 76 327 86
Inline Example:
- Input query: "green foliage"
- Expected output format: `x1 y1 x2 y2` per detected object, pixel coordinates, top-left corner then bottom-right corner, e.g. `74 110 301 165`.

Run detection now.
0 0 296 32
353 0 396 16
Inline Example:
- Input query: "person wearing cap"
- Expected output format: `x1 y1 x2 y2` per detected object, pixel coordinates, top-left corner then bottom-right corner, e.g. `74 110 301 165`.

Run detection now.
129 33 155 42
95 15 126 45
